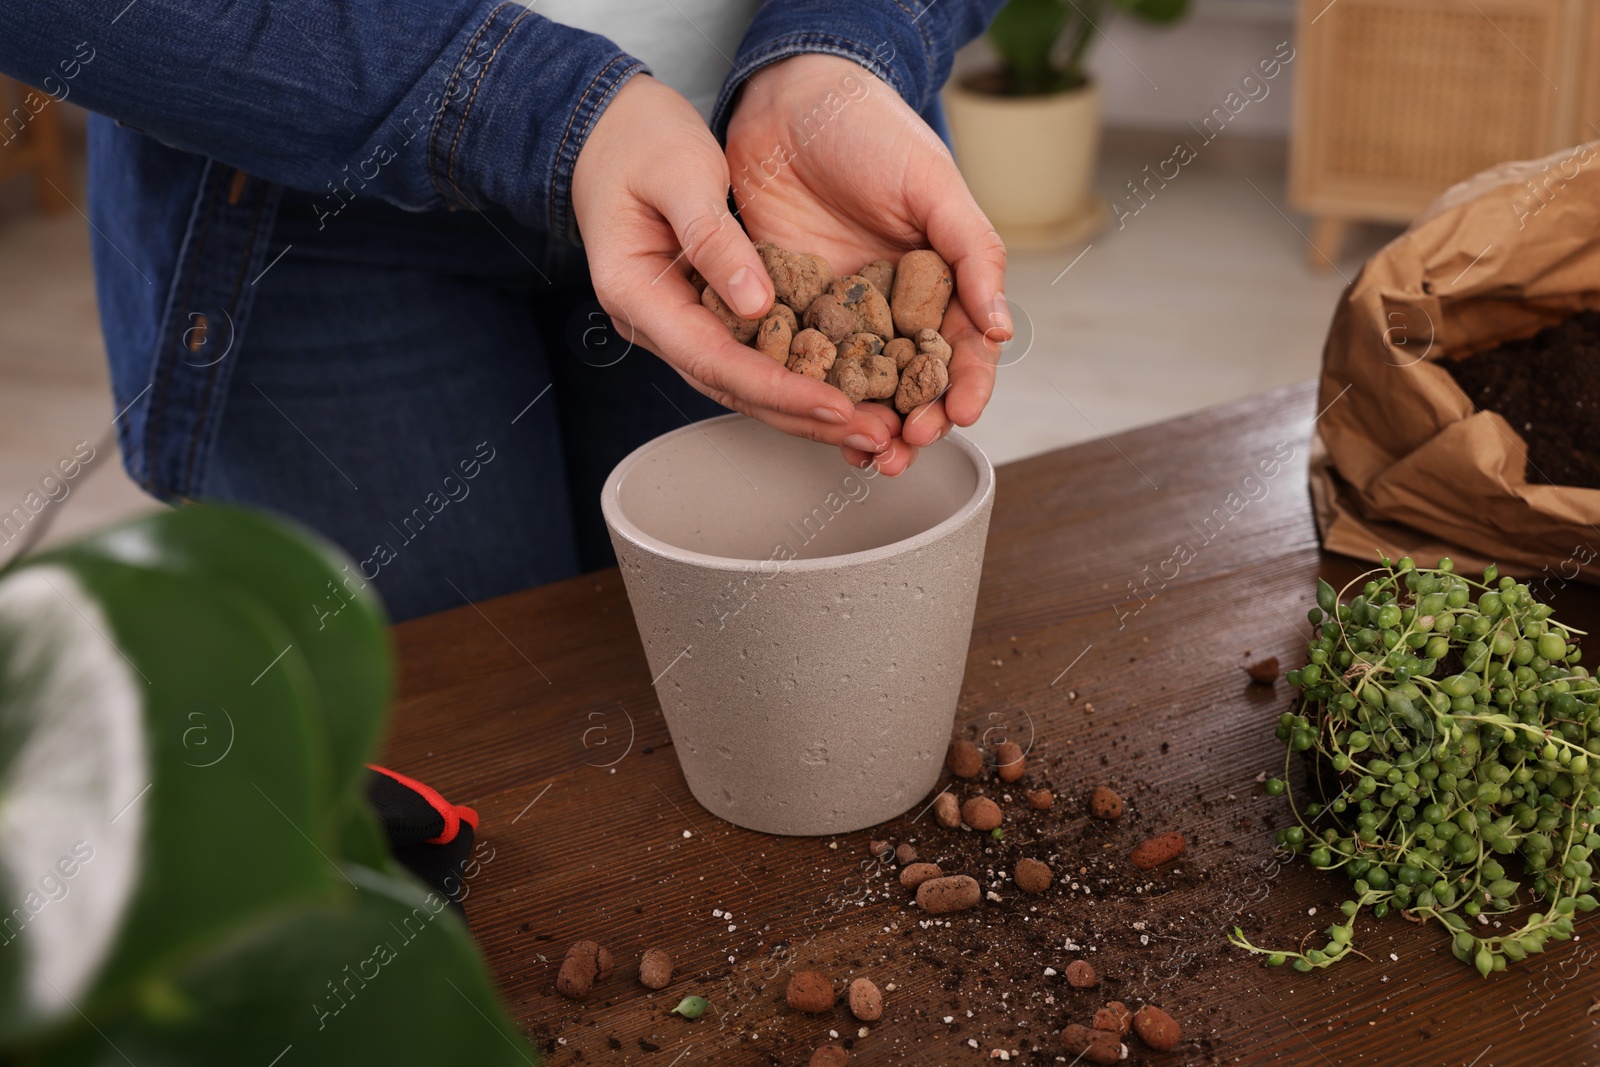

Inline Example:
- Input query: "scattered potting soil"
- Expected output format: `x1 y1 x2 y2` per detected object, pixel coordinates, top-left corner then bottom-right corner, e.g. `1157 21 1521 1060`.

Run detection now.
1442 310 1600 490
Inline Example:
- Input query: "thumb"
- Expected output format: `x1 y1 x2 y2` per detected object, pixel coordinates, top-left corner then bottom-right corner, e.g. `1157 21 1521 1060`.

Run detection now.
658 182 773 321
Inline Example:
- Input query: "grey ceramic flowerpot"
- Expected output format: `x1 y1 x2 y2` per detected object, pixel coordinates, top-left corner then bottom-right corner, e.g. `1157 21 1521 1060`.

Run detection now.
601 414 995 836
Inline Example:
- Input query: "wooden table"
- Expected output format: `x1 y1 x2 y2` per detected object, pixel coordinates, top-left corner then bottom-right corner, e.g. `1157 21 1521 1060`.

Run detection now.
385 382 1600 1065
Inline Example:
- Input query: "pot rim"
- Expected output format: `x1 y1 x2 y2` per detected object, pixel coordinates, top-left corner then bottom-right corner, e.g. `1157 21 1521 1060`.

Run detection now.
601 413 995 573
945 73 1102 103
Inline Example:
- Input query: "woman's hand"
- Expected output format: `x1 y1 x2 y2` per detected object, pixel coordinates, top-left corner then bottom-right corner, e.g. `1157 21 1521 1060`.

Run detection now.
725 54 1010 475
573 74 900 456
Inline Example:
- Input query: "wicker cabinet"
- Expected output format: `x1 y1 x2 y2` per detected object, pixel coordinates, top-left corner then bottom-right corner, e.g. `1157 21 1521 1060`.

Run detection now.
1290 0 1591 267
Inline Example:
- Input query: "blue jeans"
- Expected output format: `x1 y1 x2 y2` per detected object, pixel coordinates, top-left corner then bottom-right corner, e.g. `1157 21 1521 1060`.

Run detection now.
200 188 722 622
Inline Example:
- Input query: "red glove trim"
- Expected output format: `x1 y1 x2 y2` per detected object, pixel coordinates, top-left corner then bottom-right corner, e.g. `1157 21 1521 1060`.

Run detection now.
367 763 480 844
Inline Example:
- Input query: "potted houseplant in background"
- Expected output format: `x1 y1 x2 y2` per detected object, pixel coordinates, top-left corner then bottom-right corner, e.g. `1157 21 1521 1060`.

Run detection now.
0 507 536 1065
945 0 1190 246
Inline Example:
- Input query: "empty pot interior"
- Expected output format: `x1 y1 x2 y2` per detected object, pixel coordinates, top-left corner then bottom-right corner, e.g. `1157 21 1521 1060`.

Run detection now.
611 417 981 562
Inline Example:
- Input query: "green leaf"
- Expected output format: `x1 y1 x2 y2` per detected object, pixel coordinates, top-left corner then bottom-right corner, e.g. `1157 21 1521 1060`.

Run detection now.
1112 0 1190 23
32 867 533 1066
987 0 1071 94
0 507 534 1063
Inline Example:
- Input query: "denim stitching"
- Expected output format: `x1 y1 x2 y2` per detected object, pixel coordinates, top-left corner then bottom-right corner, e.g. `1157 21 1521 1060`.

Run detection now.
550 53 633 235
445 4 534 192
429 2 515 204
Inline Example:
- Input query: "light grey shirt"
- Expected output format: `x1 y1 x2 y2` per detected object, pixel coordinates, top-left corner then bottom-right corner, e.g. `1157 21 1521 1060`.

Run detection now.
534 0 763 118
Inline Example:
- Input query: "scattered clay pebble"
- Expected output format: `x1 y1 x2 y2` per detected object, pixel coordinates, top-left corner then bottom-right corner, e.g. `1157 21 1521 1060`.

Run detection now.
638 947 673 990
1245 656 1280 685
933 792 961 828
895 843 918 865
1060 1023 1122 1065
1130 832 1187 870
994 740 1025 782
868 839 891 860
847 977 883 1022
900 862 943 889
916 874 981 914
1013 858 1052 894
859 259 894 298
1065 960 1098 988
809 1044 849 1067
1089 785 1124 820
555 940 613 999
786 971 836 1014
1093 1002 1133 1036
960 796 1002 832
1026 788 1054 810
1133 1005 1182 1051
946 739 983 778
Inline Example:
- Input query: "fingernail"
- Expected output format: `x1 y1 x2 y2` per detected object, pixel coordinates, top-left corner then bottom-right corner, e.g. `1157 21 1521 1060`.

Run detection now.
811 406 848 425
845 433 885 453
727 267 767 319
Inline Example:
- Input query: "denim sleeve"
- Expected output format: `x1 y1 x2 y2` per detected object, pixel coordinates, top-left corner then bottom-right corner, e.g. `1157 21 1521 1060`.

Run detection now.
708 0 1006 139
0 0 644 240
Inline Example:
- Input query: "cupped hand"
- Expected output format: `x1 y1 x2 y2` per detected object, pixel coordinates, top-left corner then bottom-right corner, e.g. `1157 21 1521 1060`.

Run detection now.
724 54 1010 474
572 74 899 456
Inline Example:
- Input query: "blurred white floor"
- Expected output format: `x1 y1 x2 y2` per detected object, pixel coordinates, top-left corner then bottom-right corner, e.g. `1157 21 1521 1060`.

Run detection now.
0 129 1396 558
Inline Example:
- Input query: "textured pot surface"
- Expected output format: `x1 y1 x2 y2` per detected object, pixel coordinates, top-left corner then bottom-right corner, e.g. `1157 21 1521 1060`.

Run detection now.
943 79 1102 228
601 416 995 835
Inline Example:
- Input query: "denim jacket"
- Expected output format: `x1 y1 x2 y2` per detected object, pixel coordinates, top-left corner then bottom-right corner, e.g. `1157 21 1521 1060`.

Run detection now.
0 0 1000 500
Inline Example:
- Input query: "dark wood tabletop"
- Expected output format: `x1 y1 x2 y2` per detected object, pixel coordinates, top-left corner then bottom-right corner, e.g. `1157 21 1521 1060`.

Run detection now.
384 381 1600 1066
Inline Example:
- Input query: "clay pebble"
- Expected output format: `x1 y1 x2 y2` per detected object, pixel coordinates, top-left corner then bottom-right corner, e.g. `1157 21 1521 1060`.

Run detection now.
960 796 1002 832
809 1044 849 1067
756 239 833 314
894 351 948 415
829 274 893 340
895 843 918 865
1093 1002 1133 1037
933 792 961 828
1089 785 1124 820
1133 1005 1182 1051
701 285 759 343
890 249 953 337
916 874 980 914
946 739 983 778
786 970 836 1013
1060 1023 1122 1065
555 940 614 999
1065 959 1097 988
994 740 1025 782
899 862 943 889
1130 832 1187 870
847 977 883 1021
1013 858 1052 894
638 947 673 990
1026 788 1055 810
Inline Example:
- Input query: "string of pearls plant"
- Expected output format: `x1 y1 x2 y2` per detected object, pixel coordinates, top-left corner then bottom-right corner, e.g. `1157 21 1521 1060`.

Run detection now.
1230 558 1600 976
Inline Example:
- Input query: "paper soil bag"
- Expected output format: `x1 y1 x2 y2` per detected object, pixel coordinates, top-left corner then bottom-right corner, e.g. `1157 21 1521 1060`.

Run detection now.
1311 140 1600 587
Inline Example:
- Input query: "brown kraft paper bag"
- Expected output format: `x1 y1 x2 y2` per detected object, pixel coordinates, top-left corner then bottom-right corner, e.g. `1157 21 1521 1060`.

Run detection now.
1312 139 1600 589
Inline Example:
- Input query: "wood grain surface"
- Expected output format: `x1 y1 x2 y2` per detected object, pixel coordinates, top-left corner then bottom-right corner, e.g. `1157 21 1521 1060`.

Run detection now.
385 381 1600 1066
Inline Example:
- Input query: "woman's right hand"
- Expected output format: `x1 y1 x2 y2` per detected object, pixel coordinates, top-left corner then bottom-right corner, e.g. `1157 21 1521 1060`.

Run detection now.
571 75 901 459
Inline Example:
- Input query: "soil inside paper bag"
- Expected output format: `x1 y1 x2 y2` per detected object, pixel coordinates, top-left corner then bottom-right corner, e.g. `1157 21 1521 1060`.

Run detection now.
1442 310 1600 491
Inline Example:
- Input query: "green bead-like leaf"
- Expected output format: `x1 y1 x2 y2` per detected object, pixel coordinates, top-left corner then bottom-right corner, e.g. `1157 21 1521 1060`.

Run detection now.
671 996 709 1020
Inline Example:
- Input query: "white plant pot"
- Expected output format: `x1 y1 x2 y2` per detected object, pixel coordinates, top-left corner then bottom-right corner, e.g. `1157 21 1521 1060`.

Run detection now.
602 416 995 836
943 78 1107 247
